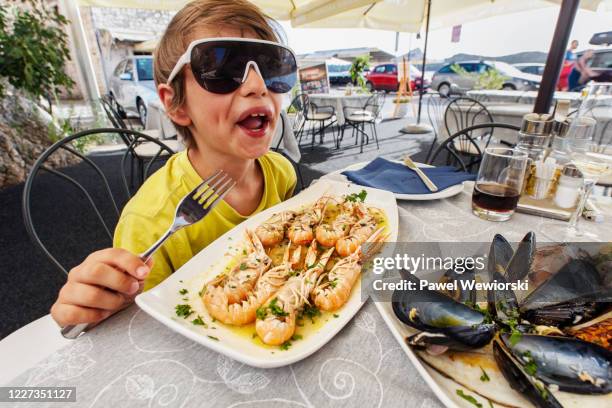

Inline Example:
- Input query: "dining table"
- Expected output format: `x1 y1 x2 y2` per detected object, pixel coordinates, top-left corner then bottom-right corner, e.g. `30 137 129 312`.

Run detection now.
2 176 611 407
308 92 373 126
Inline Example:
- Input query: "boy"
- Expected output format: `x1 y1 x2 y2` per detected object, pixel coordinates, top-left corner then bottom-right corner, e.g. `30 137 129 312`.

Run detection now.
52 0 297 327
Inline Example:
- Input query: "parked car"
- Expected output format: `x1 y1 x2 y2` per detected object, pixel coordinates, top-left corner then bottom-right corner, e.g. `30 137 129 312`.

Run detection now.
585 48 612 83
513 63 545 76
364 63 428 92
109 56 159 125
430 60 541 96
328 62 352 85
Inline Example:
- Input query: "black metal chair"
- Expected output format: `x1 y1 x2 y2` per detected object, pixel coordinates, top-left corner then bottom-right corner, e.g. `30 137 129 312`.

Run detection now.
424 92 452 163
292 93 337 148
443 97 512 162
339 92 385 153
428 123 521 173
101 95 181 185
22 128 176 274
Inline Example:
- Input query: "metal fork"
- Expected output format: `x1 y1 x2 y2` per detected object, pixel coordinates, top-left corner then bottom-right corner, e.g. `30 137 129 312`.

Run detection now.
61 170 236 339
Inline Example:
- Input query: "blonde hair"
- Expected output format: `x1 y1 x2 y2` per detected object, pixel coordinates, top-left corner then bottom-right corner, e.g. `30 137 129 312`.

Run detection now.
153 0 278 147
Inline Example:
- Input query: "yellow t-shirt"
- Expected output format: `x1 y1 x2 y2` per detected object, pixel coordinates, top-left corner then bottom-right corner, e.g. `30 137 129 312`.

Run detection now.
113 150 296 290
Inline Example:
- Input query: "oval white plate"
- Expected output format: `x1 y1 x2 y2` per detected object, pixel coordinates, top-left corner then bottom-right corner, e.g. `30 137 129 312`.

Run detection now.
323 161 467 201
136 179 398 368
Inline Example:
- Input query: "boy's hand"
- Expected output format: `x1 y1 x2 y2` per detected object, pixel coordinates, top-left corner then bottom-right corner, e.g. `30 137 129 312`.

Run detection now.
51 248 151 327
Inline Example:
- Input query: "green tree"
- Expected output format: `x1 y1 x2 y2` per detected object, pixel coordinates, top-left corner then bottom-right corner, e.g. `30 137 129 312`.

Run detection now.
450 63 508 90
0 0 74 107
349 55 370 89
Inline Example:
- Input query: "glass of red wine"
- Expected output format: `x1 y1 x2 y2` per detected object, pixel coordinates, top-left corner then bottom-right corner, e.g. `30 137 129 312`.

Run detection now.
472 147 528 221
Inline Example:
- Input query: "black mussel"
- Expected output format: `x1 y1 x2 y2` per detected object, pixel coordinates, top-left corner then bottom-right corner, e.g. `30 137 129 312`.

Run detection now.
493 337 564 408
488 234 514 276
521 259 611 327
392 275 495 350
487 234 521 325
505 231 536 282
439 266 477 304
498 333 612 395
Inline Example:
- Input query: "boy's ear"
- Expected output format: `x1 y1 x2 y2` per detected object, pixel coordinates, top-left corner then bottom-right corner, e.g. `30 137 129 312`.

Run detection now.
157 84 192 127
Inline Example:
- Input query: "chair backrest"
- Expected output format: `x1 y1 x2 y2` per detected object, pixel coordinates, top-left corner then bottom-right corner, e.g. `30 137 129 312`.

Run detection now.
101 95 131 131
428 123 520 172
22 128 175 275
444 96 495 153
364 91 386 119
425 92 451 139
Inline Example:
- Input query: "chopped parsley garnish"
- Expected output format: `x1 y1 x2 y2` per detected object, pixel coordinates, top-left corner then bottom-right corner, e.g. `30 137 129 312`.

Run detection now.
333 314 339 318
479 367 490 382
330 279 338 288
256 306 267 320
523 351 537 376
252 333 257 339
298 304 321 323
239 263 247 270
175 304 193 318
243 249 247 255
179 288 188 295
280 334 303 351
268 298 289 317
207 335 219 341
456 389 483 408
191 315 206 326
346 189 367 203
509 330 522 346
256 298 288 320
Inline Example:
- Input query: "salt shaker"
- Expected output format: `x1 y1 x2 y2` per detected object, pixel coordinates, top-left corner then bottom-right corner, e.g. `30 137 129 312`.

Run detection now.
554 165 583 209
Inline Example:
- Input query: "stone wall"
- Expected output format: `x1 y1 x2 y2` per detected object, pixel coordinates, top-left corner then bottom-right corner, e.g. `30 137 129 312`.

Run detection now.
0 93 78 189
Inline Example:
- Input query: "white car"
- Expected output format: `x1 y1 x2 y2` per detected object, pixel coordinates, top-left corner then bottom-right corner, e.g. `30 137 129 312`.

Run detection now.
109 56 159 125
513 63 545 76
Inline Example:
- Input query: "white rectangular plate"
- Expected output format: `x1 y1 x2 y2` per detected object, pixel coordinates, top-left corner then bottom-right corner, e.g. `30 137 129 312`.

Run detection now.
136 179 398 368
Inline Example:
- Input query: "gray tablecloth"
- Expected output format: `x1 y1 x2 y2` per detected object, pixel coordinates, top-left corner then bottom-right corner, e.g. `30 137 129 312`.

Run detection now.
5 182 611 408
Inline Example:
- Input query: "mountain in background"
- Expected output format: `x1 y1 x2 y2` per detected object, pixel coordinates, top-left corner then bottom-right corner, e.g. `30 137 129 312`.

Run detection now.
444 51 548 64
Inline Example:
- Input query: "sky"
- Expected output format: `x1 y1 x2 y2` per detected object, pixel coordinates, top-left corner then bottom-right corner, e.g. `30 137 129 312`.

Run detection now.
279 6 612 61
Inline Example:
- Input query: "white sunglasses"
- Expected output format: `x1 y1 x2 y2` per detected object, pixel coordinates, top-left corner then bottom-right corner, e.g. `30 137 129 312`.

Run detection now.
166 37 298 94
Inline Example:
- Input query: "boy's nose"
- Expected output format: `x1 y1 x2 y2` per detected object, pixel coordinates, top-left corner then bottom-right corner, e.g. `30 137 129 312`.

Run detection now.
240 65 268 97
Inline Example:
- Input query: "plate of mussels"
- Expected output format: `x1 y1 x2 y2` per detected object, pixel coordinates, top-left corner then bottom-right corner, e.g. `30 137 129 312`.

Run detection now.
375 232 612 408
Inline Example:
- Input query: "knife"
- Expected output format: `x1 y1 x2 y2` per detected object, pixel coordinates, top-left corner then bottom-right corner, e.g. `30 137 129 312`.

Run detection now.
403 156 439 192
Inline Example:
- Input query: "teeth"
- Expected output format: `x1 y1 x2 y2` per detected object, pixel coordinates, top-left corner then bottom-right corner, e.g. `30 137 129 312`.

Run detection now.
249 113 266 117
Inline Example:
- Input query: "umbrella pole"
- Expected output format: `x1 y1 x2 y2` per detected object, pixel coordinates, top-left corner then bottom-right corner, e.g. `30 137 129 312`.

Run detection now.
533 0 579 114
400 0 432 134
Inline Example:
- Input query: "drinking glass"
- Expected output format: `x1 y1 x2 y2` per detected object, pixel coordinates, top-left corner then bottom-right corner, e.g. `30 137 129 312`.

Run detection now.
472 148 529 221
566 121 612 237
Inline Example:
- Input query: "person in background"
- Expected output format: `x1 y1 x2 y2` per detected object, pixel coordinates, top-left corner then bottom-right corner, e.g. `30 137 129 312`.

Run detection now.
568 50 600 91
558 39 579 90
565 39 579 62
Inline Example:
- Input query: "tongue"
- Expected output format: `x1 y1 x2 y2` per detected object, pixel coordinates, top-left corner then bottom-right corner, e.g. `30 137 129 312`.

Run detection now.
238 116 264 130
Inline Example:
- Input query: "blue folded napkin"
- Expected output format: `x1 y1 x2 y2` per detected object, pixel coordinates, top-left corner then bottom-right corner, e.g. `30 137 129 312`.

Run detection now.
342 157 475 194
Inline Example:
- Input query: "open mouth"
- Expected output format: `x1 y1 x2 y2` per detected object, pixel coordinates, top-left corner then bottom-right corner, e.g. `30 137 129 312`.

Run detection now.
236 107 273 138
237 112 270 133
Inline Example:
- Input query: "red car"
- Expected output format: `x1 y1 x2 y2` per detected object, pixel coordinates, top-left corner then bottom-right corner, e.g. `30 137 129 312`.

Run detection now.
365 63 428 92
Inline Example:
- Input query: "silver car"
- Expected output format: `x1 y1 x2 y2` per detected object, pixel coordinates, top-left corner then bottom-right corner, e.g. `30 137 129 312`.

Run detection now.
109 56 159 125
430 60 541 96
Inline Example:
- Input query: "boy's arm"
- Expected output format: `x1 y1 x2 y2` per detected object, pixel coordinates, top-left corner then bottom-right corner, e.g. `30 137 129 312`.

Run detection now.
113 212 174 290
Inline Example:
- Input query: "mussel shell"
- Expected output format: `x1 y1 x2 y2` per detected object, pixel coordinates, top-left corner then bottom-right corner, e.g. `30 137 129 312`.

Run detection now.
488 234 514 277
392 276 495 349
493 338 564 408
499 333 612 394
521 259 610 326
505 231 536 282
407 323 496 350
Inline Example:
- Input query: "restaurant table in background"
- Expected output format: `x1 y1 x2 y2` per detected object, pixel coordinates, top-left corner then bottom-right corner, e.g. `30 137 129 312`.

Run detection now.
3 181 612 407
466 89 582 107
309 92 372 126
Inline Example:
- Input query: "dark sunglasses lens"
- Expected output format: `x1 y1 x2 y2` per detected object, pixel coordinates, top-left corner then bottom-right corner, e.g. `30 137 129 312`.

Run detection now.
190 41 297 94
190 43 241 94
255 46 297 93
